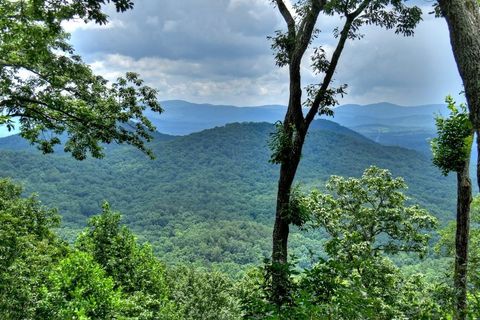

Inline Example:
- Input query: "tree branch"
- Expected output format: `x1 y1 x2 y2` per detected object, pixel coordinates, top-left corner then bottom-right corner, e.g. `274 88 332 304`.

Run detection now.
304 0 371 126
275 0 296 36
0 61 82 97
293 0 326 65
347 0 371 20
304 16 354 126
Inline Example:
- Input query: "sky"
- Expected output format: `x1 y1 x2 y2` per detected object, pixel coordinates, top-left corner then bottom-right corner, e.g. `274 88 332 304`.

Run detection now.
64 0 464 107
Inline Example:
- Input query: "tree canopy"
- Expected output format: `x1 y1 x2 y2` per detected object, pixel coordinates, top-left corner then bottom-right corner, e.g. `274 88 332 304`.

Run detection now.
0 0 162 160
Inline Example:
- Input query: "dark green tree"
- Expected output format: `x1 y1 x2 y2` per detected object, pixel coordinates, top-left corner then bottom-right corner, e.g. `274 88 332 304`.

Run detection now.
431 96 474 320
268 0 422 303
0 0 162 160
0 178 65 319
37 250 123 320
76 203 177 319
166 266 242 320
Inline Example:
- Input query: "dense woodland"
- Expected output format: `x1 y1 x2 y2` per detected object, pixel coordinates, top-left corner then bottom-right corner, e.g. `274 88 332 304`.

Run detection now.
1 0 480 319
0 121 457 274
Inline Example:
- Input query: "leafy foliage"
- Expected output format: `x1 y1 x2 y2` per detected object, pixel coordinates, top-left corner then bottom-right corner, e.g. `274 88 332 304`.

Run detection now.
37 250 123 320
0 0 162 159
241 167 441 319
0 179 241 319
268 121 296 164
76 203 176 319
0 168 466 319
305 166 437 257
167 266 242 320
0 178 65 319
431 95 473 175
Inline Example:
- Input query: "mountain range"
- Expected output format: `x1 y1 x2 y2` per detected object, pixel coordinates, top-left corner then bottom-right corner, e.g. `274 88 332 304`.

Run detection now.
148 100 447 154
0 117 455 273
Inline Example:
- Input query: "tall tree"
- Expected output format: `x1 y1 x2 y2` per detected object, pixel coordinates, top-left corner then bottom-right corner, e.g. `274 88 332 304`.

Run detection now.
434 2 479 318
0 0 162 160
268 0 422 304
431 96 474 320
437 0 480 191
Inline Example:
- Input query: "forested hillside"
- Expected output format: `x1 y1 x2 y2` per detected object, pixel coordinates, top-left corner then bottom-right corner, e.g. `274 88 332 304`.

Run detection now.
0 120 455 273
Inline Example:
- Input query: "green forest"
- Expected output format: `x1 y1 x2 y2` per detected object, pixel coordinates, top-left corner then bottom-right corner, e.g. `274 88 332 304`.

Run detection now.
0 121 457 273
2 0 480 319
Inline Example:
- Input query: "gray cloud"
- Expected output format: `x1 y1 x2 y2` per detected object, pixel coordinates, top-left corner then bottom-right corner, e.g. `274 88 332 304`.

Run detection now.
332 13 463 105
73 0 277 61
68 0 462 106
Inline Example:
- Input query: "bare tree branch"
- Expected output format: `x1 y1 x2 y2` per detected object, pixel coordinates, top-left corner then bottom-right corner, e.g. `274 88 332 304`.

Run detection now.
275 0 296 35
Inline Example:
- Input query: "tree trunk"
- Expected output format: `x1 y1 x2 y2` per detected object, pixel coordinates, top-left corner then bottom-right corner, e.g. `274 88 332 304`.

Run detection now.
439 0 480 189
454 158 472 320
271 163 295 304
438 2 478 317
477 130 480 189
270 49 307 304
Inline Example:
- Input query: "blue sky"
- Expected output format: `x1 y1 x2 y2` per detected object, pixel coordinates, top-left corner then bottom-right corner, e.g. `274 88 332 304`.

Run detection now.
64 0 463 107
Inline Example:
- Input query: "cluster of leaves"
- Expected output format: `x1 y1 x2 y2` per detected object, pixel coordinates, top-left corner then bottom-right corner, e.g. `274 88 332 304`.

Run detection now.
0 178 65 318
431 95 473 175
303 82 346 115
322 0 422 37
240 167 445 319
0 0 162 160
305 166 438 257
268 121 296 165
281 185 311 227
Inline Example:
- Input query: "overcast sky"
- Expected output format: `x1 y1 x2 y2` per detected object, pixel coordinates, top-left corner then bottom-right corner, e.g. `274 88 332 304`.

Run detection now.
65 0 463 107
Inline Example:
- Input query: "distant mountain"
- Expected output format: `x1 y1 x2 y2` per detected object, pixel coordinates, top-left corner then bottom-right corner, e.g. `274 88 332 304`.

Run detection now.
148 100 286 135
329 103 447 154
329 102 445 129
0 120 455 270
0 100 446 154
152 100 446 132
149 100 446 154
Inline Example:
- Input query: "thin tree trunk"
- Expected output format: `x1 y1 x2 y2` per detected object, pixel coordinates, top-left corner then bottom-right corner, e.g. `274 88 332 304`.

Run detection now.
271 48 307 304
477 130 480 190
454 158 472 320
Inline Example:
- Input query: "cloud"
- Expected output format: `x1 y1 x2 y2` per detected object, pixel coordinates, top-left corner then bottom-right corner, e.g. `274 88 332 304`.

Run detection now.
67 1 462 106
90 53 289 106
62 18 126 33
332 10 463 105
71 0 277 61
